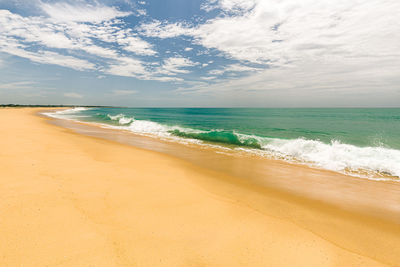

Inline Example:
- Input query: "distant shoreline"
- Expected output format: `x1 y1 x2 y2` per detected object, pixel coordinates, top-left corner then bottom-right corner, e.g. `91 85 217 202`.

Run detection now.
2 104 399 108
0 104 114 108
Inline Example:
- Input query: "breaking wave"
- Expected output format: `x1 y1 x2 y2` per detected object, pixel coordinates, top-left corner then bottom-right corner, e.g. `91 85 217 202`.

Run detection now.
107 114 134 125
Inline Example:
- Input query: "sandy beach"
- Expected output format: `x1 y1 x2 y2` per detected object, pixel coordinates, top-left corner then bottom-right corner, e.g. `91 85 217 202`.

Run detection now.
1 108 399 266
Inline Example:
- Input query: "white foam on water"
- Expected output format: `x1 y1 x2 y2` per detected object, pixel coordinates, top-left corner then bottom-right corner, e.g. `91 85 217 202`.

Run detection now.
43 107 91 121
107 114 134 125
257 137 400 179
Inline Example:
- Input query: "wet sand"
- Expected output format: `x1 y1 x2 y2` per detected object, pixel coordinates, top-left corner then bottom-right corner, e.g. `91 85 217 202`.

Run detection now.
1 107 399 266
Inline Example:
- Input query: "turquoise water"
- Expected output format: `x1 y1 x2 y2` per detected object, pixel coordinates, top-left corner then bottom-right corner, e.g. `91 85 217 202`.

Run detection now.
46 108 400 179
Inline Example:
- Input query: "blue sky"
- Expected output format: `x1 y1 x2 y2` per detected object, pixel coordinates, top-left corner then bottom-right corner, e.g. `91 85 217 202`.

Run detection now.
0 0 399 107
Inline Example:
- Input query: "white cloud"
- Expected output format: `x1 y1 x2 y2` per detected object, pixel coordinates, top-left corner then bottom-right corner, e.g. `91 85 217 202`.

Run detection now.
1 0 399 103
78 45 118 59
209 64 261 75
0 10 75 50
201 76 217 80
208 69 224 76
201 0 256 13
0 5 197 84
0 7 157 75
157 56 199 75
139 0 400 65
117 36 157 56
196 0 400 66
40 2 131 23
136 9 147 16
106 57 149 78
105 56 196 82
139 0 400 101
64 92 83 98
112 90 137 95
150 76 184 82
177 57 400 106
0 81 36 90
0 9 106 69
0 42 95 70
0 8 155 59
137 20 193 38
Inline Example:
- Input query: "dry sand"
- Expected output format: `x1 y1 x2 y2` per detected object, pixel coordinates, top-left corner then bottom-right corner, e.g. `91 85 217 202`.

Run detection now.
0 108 399 266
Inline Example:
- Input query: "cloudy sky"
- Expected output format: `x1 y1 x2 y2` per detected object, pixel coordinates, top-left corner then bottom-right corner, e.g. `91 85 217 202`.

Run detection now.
0 0 399 107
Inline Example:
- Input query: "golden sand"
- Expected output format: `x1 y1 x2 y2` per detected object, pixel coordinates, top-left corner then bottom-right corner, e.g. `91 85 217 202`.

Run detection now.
0 108 399 266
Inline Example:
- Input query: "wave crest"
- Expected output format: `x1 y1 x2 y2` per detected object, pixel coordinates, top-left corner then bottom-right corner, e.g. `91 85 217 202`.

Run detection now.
260 138 400 178
169 129 261 149
107 114 134 125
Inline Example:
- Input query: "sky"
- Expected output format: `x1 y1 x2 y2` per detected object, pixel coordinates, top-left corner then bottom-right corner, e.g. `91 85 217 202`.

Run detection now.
0 0 399 107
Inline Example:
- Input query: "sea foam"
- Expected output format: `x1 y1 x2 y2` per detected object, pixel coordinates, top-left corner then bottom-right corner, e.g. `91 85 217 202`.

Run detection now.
258 138 400 179
43 107 91 120
107 114 134 125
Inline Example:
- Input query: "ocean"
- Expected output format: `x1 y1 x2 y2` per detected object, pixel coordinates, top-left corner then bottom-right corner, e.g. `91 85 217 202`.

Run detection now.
45 107 400 180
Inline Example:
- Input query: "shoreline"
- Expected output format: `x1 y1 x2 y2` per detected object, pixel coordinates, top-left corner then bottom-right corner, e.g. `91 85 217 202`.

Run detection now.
44 107 400 182
45 109 400 223
1 107 399 266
